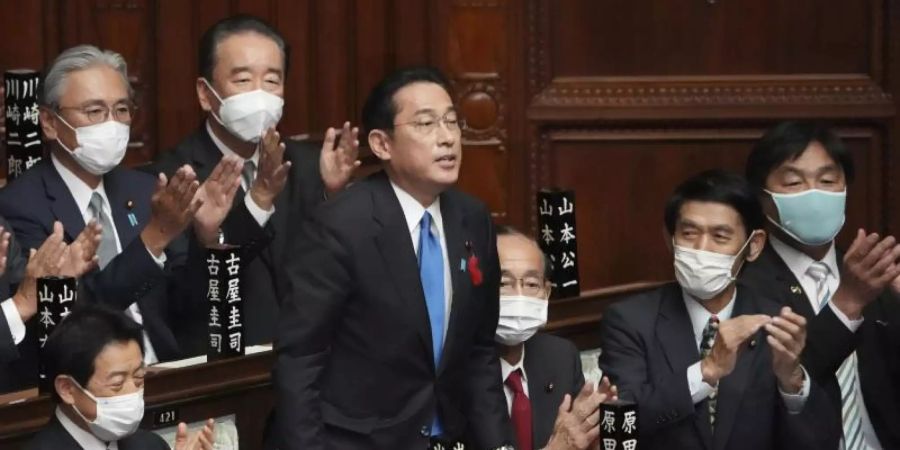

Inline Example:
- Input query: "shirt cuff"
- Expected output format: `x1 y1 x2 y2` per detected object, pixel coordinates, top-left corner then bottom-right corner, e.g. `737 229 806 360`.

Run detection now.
1 297 27 345
687 361 716 404
778 366 811 414
144 246 167 269
245 191 275 226
828 301 864 332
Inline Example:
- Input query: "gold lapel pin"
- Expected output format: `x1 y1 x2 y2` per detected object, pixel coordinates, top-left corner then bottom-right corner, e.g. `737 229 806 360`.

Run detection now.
126 200 134 210
545 382 554 393
790 285 802 295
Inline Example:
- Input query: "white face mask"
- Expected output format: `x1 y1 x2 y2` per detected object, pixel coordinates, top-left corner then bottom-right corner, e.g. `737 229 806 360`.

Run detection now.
203 78 284 143
673 235 753 301
495 295 549 346
55 114 129 176
69 378 144 442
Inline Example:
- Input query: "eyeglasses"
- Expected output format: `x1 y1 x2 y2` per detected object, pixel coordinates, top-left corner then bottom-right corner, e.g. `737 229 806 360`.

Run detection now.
394 112 466 135
500 276 547 297
56 102 136 125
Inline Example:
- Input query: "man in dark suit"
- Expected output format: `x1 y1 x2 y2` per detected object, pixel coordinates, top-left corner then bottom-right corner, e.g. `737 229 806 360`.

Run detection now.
0 45 233 366
142 15 359 350
28 304 215 450
495 225 617 450
740 121 900 449
274 67 513 449
1 218 100 393
599 170 838 450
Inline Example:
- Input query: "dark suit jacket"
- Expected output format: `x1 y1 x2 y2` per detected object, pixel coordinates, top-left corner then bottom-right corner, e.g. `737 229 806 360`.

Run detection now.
740 243 900 448
598 282 839 450
26 415 168 450
0 160 197 366
520 333 585 448
142 125 324 351
274 171 512 450
0 214 31 393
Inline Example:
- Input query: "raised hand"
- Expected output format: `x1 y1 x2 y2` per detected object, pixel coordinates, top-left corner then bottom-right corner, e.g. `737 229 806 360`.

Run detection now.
701 314 772 386
60 220 102 278
836 229 900 319
194 155 242 246
544 377 619 450
319 121 360 195
765 307 807 393
141 165 202 256
174 419 216 450
12 222 67 321
249 127 291 211
0 226 10 277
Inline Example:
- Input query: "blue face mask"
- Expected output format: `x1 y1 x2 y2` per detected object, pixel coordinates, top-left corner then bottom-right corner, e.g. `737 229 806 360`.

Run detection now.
766 189 846 246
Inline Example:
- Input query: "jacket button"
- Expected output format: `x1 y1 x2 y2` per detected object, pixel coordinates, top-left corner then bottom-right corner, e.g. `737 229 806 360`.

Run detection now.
420 426 430 437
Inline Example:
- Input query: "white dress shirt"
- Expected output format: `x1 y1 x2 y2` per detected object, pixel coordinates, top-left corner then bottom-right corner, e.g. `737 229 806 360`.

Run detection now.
682 288 809 413
52 154 159 365
499 347 529 414
56 406 119 450
769 236 881 449
1 297 26 345
390 181 453 338
206 121 275 227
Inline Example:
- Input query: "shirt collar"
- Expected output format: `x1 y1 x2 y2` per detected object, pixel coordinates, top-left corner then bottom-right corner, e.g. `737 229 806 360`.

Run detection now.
389 180 443 238
682 288 737 344
499 346 527 384
51 153 111 220
56 406 114 450
205 120 259 165
769 236 839 281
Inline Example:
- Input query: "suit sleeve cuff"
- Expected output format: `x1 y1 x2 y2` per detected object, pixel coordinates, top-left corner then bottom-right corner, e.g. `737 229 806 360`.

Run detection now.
779 366 811 414
144 246 167 269
827 301 864 332
687 361 715 404
1 297 26 345
245 191 275 226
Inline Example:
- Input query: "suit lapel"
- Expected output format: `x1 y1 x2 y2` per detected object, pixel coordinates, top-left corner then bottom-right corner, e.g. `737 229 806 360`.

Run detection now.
42 162 86 242
370 173 434 367
437 192 471 375
103 168 143 248
654 284 714 450
712 289 766 450
758 244 814 318
524 339 557 446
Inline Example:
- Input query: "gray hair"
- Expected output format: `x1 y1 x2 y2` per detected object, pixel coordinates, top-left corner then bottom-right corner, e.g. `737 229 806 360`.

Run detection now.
41 45 133 107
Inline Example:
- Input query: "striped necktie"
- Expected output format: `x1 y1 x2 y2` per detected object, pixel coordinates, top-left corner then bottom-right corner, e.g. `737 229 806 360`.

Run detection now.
806 261 832 312
699 315 719 431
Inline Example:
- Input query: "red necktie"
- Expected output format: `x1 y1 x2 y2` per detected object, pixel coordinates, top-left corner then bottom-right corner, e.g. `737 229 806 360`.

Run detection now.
505 369 533 450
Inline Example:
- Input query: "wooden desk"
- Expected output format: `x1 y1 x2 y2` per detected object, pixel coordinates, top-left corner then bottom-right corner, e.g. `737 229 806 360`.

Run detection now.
0 351 275 450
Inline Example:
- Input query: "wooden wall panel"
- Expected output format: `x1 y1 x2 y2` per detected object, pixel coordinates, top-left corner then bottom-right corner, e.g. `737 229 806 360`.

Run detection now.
543 128 881 290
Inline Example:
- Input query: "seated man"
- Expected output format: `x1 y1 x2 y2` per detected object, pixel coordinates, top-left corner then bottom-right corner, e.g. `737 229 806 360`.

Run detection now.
29 304 214 450
598 170 836 449
740 121 900 448
495 225 616 450
0 44 237 364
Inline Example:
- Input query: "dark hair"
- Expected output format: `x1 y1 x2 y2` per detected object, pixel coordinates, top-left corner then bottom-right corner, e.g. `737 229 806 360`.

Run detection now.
746 121 854 189
361 66 452 136
664 170 765 238
198 14 289 81
495 224 552 279
42 305 144 402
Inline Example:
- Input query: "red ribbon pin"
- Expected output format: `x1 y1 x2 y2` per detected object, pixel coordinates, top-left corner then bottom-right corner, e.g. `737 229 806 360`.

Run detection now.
466 241 483 286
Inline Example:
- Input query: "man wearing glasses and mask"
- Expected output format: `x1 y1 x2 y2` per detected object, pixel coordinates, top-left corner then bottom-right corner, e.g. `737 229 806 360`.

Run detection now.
495 225 617 450
0 45 235 365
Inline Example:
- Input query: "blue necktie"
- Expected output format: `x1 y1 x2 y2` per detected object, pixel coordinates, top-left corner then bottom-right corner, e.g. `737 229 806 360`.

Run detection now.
418 211 445 436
